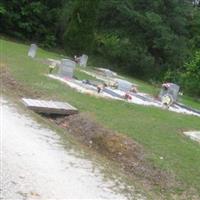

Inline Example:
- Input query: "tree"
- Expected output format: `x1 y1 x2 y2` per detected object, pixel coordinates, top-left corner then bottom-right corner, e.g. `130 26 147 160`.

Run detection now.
1 0 200 97
0 0 63 47
188 2 200 50
62 0 99 54
95 0 192 79
180 51 200 96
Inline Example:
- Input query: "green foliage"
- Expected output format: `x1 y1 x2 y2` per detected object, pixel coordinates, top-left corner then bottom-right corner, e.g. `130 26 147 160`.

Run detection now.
0 0 62 47
0 3 6 15
94 33 121 58
188 7 200 49
63 0 99 54
163 69 179 83
94 32 155 78
95 0 193 79
180 51 200 97
1 0 200 96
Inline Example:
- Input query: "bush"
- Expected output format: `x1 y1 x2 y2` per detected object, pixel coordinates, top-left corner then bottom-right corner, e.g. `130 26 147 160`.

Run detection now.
63 0 99 54
180 51 200 97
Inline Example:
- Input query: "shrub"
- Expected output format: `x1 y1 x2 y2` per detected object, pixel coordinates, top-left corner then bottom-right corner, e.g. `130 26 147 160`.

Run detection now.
180 51 200 97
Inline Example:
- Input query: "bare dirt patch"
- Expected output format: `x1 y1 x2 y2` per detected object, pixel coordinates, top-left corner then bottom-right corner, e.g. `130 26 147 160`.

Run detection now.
47 113 176 190
0 65 42 98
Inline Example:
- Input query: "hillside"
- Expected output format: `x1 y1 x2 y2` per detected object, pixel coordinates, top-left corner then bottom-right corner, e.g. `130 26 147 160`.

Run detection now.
1 38 200 199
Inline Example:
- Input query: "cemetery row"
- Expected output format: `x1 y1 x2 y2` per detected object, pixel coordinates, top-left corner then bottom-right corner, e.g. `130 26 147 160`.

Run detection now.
28 44 200 118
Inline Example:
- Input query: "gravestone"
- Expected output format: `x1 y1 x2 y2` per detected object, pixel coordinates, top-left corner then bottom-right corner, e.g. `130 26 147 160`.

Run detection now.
28 44 37 58
80 54 88 67
115 79 133 92
57 59 76 78
159 83 180 102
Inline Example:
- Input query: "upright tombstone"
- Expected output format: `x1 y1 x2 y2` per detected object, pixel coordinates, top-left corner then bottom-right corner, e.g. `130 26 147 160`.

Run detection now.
80 54 88 67
28 44 37 58
159 83 180 102
57 59 76 78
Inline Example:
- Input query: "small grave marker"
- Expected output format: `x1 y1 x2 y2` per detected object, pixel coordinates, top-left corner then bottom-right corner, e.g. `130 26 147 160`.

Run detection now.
80 54 88 67
28 44 37 58
115 79 133 92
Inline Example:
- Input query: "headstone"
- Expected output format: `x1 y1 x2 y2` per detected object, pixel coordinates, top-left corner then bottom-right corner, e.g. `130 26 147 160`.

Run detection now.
57 59 76 78
80 54 88 67
28 44 37 58
115 79 133 92
159 83 180 102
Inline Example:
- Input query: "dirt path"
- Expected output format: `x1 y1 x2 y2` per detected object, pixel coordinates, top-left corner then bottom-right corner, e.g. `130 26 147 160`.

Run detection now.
0 97 146 200
49 113 172 190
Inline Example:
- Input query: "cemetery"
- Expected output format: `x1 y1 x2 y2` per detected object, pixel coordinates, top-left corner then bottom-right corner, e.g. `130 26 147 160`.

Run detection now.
42 49 200 117
1 38 200 200
1 1 200 198
26 44 200 179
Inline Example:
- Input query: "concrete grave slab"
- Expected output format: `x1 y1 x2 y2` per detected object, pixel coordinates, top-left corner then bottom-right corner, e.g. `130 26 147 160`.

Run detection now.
22 98 78 115
183 131 200 143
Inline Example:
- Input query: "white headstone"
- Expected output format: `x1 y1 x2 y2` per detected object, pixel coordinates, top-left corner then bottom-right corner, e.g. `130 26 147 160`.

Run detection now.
80 54 88 67
58 59 76 78
28 44 37 58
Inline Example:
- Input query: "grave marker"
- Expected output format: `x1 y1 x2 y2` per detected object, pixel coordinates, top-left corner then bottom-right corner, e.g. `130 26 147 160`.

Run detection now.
80 54 88 67
28 44 37 58
58 59 76 78
115 79 133 92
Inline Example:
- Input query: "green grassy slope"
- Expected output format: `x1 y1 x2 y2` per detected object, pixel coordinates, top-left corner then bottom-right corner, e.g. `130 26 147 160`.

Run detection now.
1 38 200 197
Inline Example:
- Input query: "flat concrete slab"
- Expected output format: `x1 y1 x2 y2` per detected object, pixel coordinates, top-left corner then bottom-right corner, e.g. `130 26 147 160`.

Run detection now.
183 131 200 143
103 88 123 98
22 98 78 115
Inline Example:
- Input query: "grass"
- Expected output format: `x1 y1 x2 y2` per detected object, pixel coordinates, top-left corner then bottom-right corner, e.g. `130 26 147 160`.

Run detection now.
1 38 200 198
179 95 200 110
73 68 99 81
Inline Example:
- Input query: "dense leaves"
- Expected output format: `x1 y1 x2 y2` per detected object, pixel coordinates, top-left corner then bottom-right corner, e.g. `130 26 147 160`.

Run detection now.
95 0 192 79
0 0 200 96
180 51 200 97
0 0 63 48
63 0 99 54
